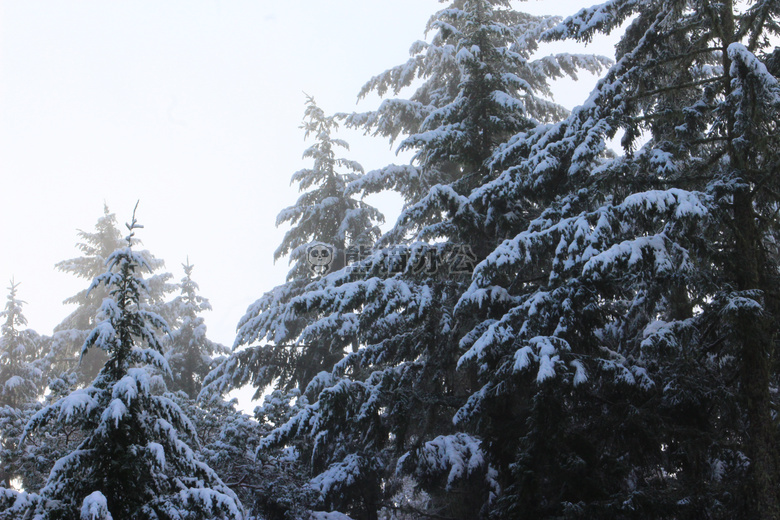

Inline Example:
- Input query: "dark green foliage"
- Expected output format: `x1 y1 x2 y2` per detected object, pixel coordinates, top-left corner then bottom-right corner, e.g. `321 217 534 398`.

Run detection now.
456 0 780 517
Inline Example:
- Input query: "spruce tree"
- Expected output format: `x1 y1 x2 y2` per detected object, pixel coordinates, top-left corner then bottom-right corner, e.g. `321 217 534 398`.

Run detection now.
0 207 243 520
0 281 45 409
165 261 227 400
202 96 383 519
204 95 383 399
51 204 174 386
0 281 46 489
455 0 780 517
213 2 609 518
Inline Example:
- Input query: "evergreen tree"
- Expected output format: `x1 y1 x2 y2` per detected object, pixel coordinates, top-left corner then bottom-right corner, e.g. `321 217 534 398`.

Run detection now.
204 95 383 399
0 208 243 520
343 0 608 244
212 2 608 519
202 96 383 520
454 0 780 517
51 204 174 386
165 261 227 400
276 95 383 280
0 281 45 409
0 281 46 489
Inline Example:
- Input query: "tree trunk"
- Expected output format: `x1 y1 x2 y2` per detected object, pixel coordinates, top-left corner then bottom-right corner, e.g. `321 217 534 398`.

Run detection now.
732 190 779 519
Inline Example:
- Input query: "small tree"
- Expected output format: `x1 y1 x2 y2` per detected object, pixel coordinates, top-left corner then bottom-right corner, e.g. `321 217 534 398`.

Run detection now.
205 95 384 400
0 281 44 410
202 96 384 520
165 261 228 400
275 95 383 281
0 281 46 489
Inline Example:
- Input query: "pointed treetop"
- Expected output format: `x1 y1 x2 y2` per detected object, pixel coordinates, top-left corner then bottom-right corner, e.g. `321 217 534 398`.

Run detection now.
1 279 27 338
125 200 143 241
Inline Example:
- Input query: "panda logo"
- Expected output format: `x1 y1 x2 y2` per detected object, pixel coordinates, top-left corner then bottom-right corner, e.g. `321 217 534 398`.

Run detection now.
306 243 335 276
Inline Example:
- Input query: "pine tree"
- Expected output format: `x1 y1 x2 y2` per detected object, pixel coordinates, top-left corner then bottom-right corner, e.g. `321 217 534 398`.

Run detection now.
0 281 46 489
165 261 227 400
51 204 174 386
213 2 609 519
161 264 257 516
275 95 383 280
0 281 45 409
454 0 780 517
0 207 243 520
202 96 383 520
204 96 384 399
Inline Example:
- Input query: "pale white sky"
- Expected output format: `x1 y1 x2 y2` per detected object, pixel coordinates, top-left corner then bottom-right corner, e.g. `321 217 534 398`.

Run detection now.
0 1 616 348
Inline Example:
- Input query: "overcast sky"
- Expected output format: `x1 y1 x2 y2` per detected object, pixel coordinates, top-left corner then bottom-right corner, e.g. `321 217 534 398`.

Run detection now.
0 0 617 348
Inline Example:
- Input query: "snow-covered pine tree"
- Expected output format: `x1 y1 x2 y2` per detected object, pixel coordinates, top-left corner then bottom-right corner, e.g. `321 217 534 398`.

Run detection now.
50 204 175 387
455 0 780 517
204 95 383 400
331 2 609 516
343 0 609 245
0 281 45 410
165 261 228 400
161 263 255 516
201 97 383 519
0 207 243 520
0 281 46 489
222 2 609 519
275 96 383 281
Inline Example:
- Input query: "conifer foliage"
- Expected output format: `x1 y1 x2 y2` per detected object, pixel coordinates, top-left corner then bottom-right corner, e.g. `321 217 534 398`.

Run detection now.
0 281 45 490
166 261 228 400
456 0 780 517
204 96 384 401
2 1 780 519
344 0 609 243
50 205 174 386
209 2 609 519
0 207 243 520
275 95 383 280
201 96 385 520
0 281 44 410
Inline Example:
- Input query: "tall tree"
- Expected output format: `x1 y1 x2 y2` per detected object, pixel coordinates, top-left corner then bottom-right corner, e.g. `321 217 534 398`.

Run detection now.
204 95 384 399
50 204 174 386
455 0 780 517
0 208 243 520
213 2 608 519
